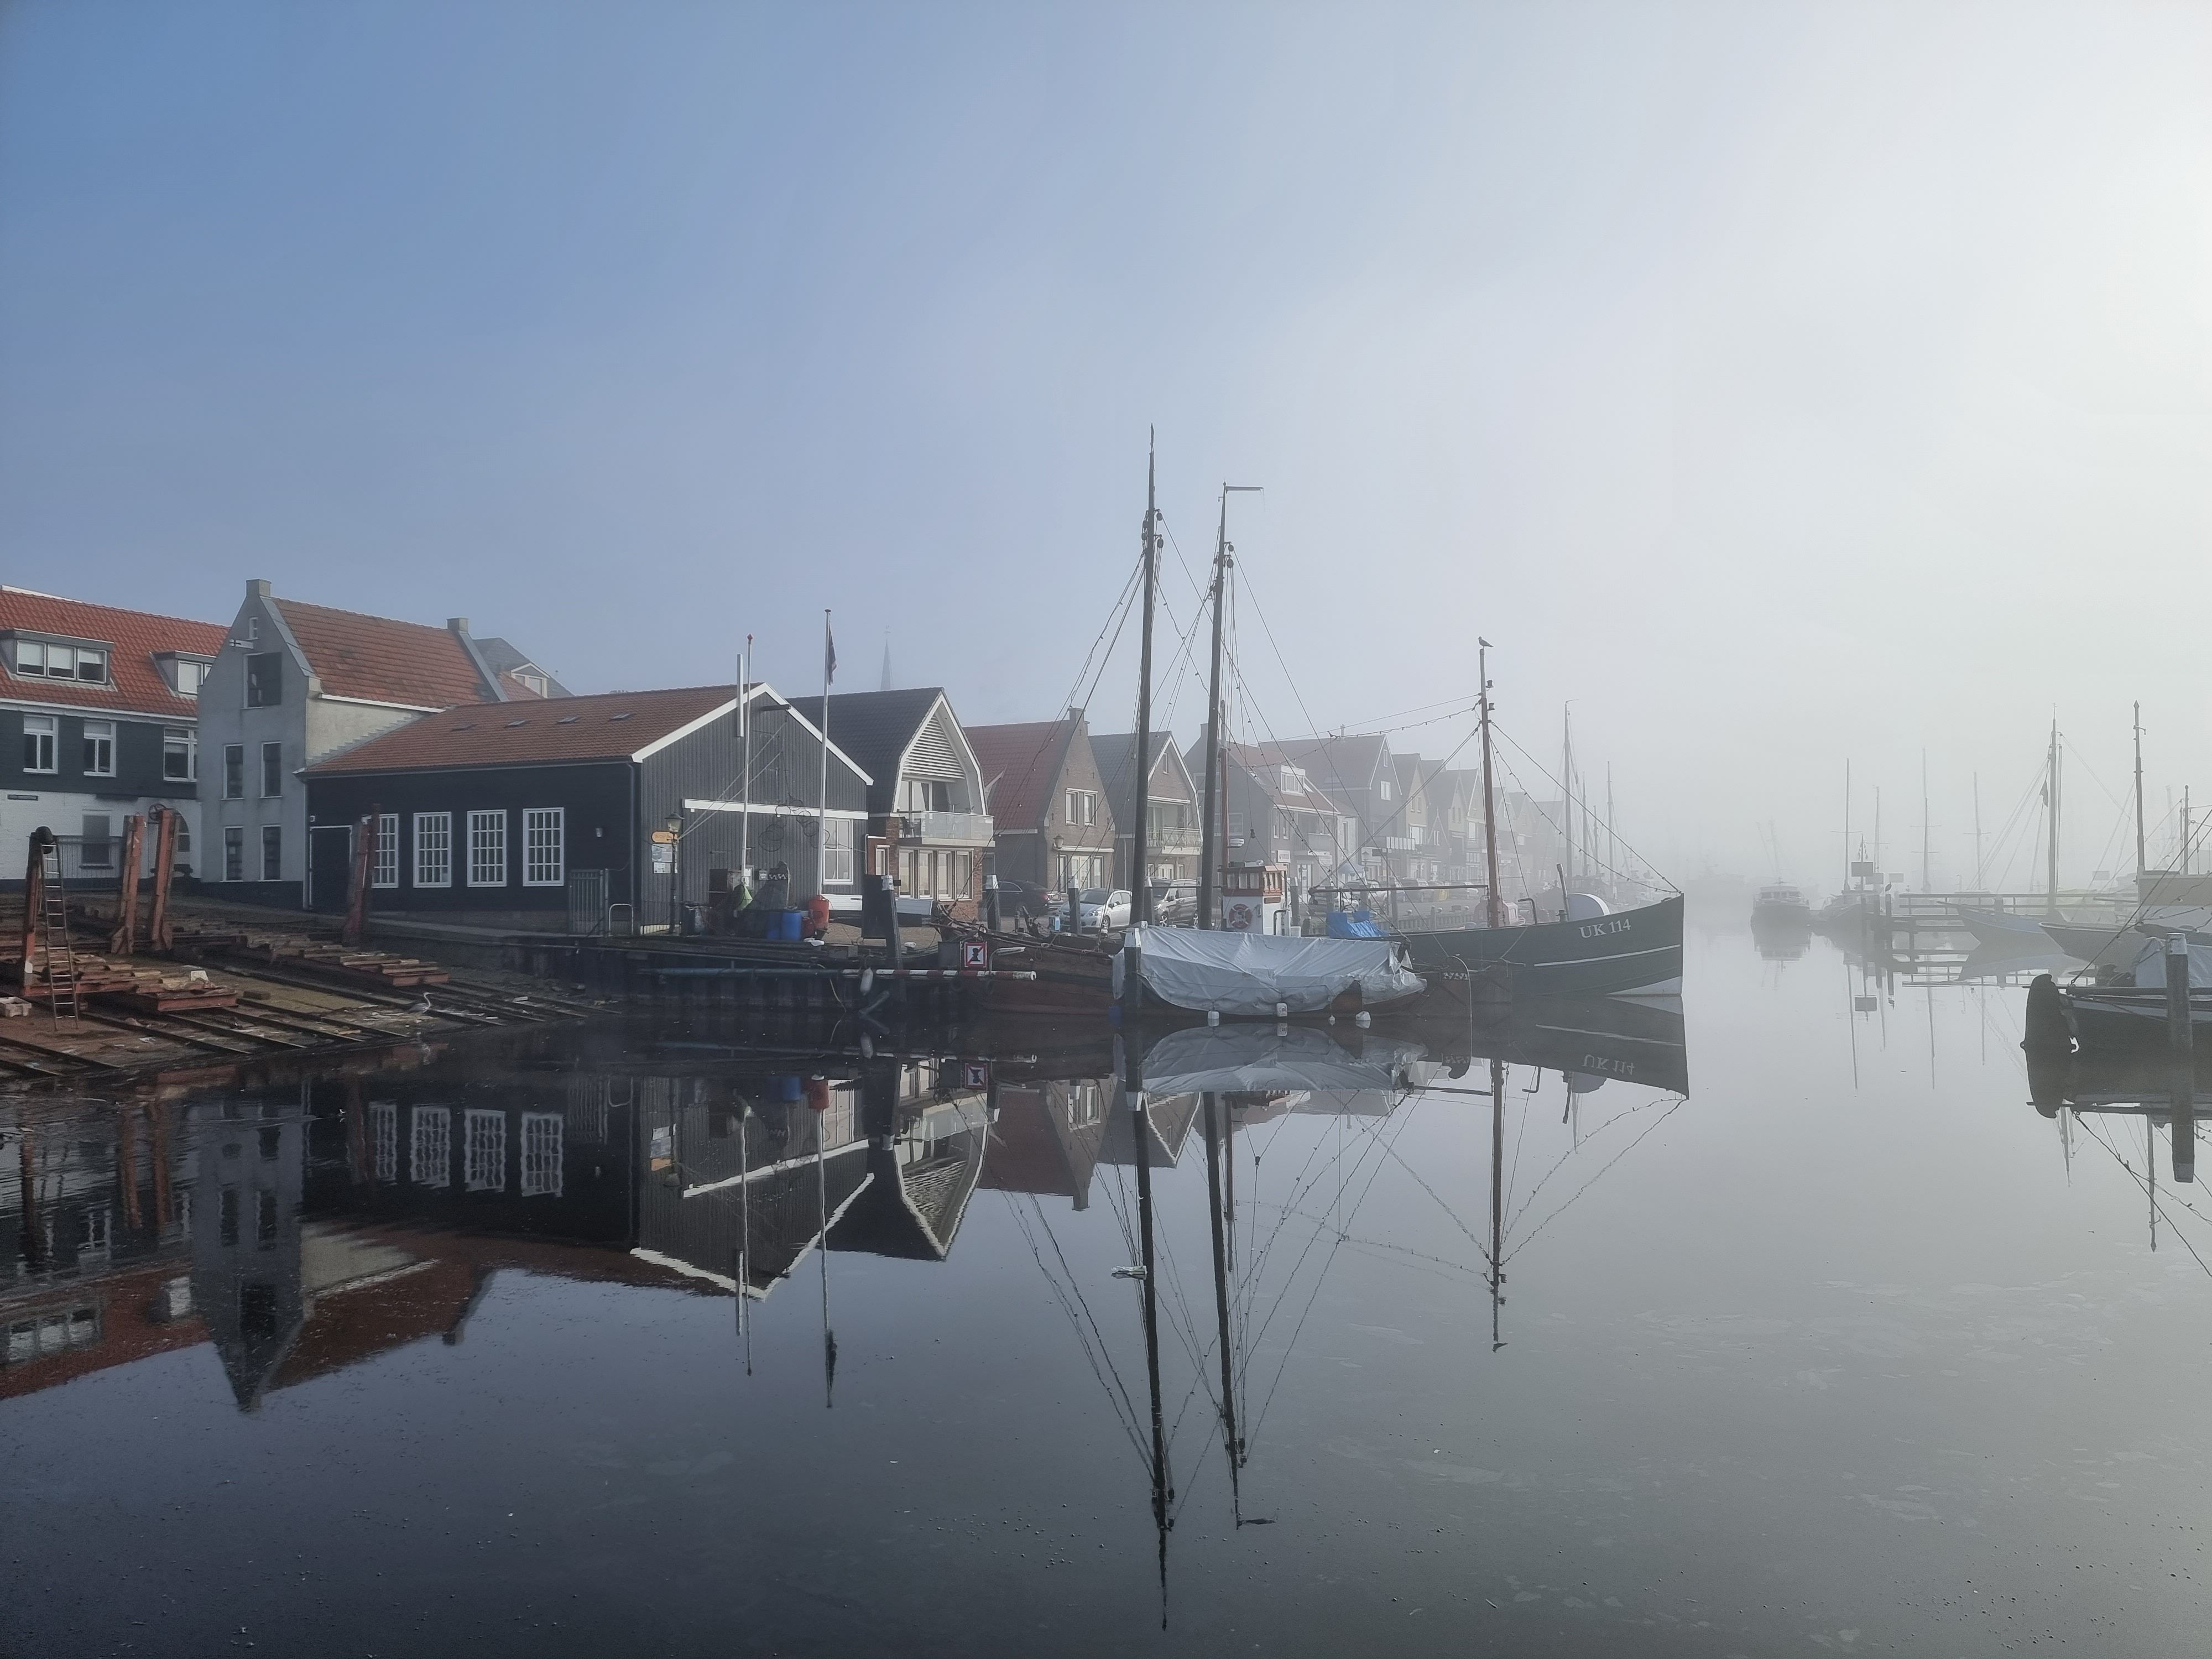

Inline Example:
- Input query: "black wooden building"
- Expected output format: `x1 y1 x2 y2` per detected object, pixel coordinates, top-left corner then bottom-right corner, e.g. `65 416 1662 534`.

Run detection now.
302 683 871 930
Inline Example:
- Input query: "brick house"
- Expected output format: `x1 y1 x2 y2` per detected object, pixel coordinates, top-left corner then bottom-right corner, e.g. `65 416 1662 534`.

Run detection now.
967 710 1118 894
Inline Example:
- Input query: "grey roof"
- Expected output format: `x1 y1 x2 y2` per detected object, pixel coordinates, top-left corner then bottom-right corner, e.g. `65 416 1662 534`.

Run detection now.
1089 731 1189 814
786 687 952 815
473 636 572 697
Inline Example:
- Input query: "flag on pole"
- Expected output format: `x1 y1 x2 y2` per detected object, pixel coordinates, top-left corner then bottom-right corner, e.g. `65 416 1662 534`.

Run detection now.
824 615 837 687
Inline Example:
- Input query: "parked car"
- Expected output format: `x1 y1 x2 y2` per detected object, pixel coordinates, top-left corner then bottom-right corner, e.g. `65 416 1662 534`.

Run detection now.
1149 880 1198 925
1076 888 1132 931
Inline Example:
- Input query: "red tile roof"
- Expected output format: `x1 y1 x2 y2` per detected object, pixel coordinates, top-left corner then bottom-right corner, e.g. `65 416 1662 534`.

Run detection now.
0 587 226 718
967 717 1076 830
272 598 497 708
305 685 734 774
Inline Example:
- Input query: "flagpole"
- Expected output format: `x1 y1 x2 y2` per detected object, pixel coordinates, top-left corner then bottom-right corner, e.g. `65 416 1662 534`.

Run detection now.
820 609 833 906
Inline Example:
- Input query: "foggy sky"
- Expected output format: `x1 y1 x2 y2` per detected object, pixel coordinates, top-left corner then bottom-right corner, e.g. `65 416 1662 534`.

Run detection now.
3 1 2207 890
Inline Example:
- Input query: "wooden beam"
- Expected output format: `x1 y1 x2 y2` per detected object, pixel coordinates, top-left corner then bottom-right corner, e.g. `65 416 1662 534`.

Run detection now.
107 815 147 957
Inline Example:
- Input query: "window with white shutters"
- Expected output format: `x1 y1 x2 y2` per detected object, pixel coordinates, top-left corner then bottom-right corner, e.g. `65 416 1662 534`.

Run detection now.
522 808 564 886
414 813 451 888
468 810 507 887
464 1110 506 1192
411 1107 452 1187
520 1113 563 1197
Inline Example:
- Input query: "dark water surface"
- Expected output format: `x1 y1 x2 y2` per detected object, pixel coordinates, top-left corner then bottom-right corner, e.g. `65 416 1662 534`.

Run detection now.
6 924 2206 1657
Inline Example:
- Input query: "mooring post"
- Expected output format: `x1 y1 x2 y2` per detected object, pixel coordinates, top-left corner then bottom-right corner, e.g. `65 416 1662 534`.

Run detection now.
2169 932 2195 1183
108 815 145 957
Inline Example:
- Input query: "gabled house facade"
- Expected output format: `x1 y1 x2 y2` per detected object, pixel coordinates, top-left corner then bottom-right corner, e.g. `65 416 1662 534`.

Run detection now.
198 581 562 906
786 688 992 920
1089 731 1200 891
967 711 1118 894
1215 741 1358 916
301 682 868 929
1 587 226 888
1258 734 1400 882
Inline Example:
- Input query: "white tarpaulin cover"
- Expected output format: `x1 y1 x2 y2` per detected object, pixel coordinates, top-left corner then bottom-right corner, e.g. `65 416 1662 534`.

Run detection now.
1135 1022 1429 1096
2129 936 2212 989
1122 925 1426 1016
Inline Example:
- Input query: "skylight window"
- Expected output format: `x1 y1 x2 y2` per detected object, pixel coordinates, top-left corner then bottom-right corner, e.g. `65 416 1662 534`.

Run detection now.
505 719 528 728
556 716 579 725
609 712 632 722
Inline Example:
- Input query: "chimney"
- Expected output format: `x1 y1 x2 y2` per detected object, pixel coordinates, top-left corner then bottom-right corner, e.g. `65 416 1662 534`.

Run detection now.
247 579 271 598
447 617 471 636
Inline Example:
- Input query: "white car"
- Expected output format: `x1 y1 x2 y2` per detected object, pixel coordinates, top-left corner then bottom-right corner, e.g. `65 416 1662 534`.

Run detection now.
1073 888 1133 931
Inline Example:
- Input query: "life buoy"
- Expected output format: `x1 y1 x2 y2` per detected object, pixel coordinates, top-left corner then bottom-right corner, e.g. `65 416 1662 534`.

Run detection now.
1227 901 1255 930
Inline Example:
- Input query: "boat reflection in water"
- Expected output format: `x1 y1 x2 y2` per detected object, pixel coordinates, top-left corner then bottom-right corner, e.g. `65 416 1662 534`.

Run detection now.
2 996 1685 1626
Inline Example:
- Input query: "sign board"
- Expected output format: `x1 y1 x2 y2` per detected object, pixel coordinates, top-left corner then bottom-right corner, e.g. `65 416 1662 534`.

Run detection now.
650 829 679 845
651 843 674 875
1849 861 1875 879
961 939 989 971
962 1062 989 1089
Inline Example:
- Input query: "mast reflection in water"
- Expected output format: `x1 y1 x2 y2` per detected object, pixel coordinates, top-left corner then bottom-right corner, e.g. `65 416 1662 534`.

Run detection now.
3 999 1686 1655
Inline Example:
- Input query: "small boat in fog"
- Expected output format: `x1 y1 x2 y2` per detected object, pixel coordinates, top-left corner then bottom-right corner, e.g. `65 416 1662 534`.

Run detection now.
1395 892 1685 999
1750 883 1812 925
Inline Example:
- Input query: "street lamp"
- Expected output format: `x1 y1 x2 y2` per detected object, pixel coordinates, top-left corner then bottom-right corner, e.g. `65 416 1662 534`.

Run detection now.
667 812 684 934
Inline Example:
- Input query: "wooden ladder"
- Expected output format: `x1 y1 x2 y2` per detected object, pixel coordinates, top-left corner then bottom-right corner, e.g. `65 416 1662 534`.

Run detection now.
39 839 81 1024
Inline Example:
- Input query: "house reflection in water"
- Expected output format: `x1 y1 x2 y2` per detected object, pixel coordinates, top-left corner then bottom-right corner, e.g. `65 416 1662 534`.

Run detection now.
3 1037 1005 1412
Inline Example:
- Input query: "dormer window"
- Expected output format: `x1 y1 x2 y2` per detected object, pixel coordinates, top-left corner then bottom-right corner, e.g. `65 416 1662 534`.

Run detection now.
11 637 109 684
516 671 548 696
154 653 212 697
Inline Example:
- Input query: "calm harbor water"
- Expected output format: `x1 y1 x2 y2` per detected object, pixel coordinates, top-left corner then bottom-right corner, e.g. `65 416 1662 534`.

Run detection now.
6 917 2207 1657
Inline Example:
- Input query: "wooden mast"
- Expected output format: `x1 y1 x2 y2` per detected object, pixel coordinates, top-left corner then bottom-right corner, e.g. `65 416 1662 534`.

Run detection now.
2047 717 2061 917
1130 435 1160 925
2135 702 2147 879
1479 639 1502 927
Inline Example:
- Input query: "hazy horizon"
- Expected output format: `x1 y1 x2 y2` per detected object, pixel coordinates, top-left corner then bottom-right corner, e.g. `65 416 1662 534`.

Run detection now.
6 1 2206 890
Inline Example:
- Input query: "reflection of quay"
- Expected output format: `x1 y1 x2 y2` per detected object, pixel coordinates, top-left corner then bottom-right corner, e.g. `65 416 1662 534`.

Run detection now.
4 997 1684 1460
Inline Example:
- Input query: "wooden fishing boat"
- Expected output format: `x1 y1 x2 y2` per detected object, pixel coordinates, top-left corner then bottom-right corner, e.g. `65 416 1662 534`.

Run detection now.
1394 894 1684 998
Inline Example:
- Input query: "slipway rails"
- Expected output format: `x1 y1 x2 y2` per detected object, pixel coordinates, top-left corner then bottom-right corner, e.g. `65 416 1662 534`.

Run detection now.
1 822 592 1091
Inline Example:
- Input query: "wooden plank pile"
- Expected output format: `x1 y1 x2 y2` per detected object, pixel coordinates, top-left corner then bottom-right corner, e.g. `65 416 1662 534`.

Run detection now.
171 924 451 992
9 949 242 1014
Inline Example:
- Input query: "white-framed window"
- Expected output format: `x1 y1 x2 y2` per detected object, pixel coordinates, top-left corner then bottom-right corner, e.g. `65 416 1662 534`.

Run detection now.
467 810 507 886
370 1101 397 1183
1066 789 1097 826
822 816 855 885
410 1107 452 1187
372 814 399 889
260 825 281 881
81 720 115 777
223 826 244 881
464 1109 506 1192
170 658 207 697
12 639 107 683
522 808 564 887
21 714 55 774
414 812 452 888
162 727 197 782
1378 779 1394 801
520 1113 563 1197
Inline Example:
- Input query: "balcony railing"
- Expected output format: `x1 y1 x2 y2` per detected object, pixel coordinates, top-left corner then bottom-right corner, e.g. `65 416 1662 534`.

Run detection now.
1147 825 1202 853
900 810 995 844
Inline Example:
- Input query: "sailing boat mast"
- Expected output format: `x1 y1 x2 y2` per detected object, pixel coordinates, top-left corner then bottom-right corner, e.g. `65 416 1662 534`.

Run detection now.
1195 484 1259 931
1843 759 1851 891
2047 717 2061 917
1130 435 1160 925
1479 640 1502 928
1129 1070 1171 1625
1203 1093 1244 1516
1488 1055 1506 1352
2135 702 2147 878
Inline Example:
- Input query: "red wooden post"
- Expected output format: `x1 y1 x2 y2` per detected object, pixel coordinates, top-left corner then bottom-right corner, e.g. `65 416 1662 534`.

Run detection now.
145 806 180 953
19 827 49 988
108 815 147 956
341 806 377 947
